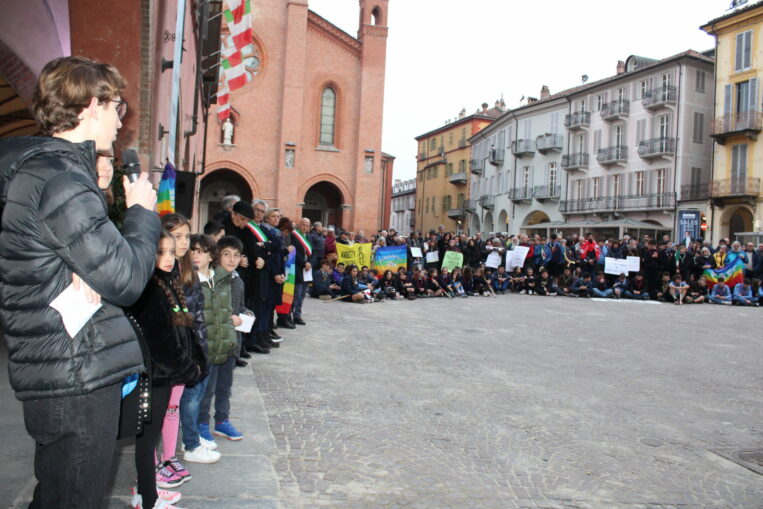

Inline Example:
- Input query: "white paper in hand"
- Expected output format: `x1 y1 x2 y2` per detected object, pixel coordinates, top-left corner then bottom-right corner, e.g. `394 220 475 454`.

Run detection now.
235 313 254 333
50 283 102 338
303 268 313 282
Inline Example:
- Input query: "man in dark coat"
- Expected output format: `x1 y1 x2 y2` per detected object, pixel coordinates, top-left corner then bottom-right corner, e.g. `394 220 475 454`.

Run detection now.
0 57 160 508
290 218 313 325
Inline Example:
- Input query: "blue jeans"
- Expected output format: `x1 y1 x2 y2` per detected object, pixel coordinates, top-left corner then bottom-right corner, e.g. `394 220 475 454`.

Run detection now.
492 279 510 292
592 288 613 298
199 355 236 425
733 295 753 305
624 291 650 300
180 374 210 451
292 282 308 319
710 295 731 304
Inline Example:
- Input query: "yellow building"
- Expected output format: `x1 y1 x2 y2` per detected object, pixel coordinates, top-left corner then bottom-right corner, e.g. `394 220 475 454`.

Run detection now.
703 3 763 242
414 103 503 234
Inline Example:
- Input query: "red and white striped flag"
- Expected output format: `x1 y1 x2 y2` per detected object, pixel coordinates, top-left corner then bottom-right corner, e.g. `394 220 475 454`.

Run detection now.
217 83 230 120
221 44 248 91
223 0 254 50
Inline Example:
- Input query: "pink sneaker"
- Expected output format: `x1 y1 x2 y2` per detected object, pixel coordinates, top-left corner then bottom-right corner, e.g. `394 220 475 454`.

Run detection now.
164 457 192 481
156 465 186 489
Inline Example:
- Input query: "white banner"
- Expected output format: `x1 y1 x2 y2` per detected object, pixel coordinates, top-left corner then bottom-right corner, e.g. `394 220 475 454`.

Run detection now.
605 257 630 275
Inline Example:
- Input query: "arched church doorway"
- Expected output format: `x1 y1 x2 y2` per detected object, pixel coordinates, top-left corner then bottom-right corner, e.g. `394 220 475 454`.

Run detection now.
304 181 343 229
199 169 253 226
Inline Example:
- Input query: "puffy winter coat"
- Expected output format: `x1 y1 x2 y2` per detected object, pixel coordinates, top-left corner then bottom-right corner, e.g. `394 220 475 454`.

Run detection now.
184 279 209 356
0 137 160 401
200 268 237 365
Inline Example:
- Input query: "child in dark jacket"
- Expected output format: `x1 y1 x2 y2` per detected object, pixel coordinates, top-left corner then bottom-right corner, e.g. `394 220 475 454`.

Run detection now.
130 230 206 509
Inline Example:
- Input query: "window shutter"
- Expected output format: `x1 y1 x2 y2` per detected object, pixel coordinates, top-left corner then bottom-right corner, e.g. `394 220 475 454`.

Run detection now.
749 78 758 112
724 84 733 118
744 31 752 69
736 32 744 71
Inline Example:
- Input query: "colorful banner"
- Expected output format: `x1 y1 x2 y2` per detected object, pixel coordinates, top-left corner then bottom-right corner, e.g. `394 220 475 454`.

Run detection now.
441 251 464 272
275 250 296 314
156 162 175 216
336 243 373 268
372 245 407 276
703 259 745 290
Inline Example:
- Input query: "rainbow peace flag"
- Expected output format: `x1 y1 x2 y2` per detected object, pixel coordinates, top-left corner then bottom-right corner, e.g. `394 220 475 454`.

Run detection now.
156 162 176 216
703 259 745 289
275 250 296 314
372 245 408 277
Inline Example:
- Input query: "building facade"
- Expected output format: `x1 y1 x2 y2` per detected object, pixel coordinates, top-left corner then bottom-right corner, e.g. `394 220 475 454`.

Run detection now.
703 3 763 242
202 0 392 234
469 87 570 236
389 178 416 233
414 103 503 234
561 51 714 240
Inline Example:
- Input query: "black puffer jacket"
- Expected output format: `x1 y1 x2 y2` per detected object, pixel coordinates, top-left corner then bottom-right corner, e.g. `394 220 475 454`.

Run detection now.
0 137 160 401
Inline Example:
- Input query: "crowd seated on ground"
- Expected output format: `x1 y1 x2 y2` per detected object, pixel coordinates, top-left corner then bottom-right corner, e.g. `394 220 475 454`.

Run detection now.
307 225 763 307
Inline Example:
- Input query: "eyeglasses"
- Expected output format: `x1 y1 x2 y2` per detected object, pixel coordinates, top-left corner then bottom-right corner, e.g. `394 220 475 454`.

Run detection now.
111 99 128 119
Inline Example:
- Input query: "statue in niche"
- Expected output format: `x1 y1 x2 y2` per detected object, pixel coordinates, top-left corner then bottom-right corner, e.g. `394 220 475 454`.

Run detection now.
222 118 234 145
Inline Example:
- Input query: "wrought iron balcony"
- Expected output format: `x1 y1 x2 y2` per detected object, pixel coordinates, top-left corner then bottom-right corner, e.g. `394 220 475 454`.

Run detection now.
536 133 563 153
447 208 467 219
600 99 629 121
596 145 628 166
533 185 561 201
559 193 676 214
638 137 676 159
478 194 495 209
470 159 483 175
561 152 589 171
489 148 505 165
642 86 677 110
564 111 590 130
711 111 763 144
710 177 761 199
511 139 535 157
680 183 710 201
508 187 533 202
448 171 468 184
463 199 476 212
418 152 427 161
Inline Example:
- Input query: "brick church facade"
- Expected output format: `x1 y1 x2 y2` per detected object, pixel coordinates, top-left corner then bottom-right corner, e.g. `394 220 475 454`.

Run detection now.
201 0 393 233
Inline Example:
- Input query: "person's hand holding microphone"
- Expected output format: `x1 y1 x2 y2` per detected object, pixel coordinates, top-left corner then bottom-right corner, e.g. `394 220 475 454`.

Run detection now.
121 149 157 211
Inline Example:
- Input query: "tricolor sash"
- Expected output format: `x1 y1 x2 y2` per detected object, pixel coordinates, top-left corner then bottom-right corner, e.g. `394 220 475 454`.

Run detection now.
247 221 269 242
293 230 313 257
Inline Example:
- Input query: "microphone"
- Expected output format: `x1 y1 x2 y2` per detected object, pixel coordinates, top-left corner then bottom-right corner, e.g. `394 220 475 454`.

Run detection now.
121 149 142 183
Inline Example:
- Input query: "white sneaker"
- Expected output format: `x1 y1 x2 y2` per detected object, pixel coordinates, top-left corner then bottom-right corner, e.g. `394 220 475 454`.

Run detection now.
184 445 221 464
200 436 218 450
130 489 183 509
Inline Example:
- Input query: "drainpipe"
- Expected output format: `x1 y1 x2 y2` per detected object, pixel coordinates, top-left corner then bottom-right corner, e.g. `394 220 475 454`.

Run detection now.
708 30 719 245
673 62 682 237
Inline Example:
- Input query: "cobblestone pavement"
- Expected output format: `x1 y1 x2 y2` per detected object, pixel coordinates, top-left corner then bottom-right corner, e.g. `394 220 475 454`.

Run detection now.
255 295 763 508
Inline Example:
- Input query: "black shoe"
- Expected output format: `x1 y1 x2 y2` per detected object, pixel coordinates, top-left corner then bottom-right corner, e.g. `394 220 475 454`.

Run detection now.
277 319 296 329
267 338 280 348
235 358 249 367
249 344 270 354
240 350 252 359
294 318 306 326
269 330 282 340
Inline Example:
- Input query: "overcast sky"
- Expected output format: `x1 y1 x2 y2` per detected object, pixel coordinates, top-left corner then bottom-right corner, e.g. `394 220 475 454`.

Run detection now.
308 0 729 181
